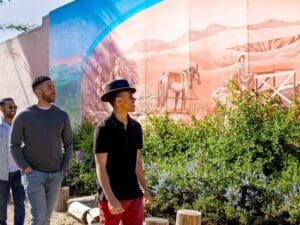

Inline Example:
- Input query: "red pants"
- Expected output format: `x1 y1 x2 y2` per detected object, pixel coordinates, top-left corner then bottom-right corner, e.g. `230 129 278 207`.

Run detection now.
99 196 144 225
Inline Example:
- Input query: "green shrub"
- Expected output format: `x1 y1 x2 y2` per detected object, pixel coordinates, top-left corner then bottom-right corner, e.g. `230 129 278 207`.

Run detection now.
143 89 300 225
62 88 300 225
62 121 98 196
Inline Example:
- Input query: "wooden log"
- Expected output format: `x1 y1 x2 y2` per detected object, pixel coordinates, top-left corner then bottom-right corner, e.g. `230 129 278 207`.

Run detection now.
68 201 91 224
85 208 123 225
145 217 169 225
67 195 97 208
54 186 70 212
86 207 99 225
175 209 202 225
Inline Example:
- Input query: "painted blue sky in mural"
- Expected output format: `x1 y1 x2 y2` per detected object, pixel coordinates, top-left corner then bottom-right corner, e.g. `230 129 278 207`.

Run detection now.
49 0 162 61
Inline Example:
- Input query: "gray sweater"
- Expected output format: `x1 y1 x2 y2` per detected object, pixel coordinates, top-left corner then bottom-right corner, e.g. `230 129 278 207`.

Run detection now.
10 104 73 172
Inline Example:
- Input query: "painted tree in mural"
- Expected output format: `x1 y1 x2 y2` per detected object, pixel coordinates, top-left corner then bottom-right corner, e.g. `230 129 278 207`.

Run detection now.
0 0 32 32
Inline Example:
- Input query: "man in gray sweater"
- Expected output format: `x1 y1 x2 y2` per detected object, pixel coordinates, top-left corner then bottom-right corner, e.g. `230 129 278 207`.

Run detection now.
10 76 73 225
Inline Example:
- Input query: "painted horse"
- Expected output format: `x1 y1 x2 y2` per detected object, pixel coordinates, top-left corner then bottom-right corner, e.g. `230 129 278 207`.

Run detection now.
158 64 201 112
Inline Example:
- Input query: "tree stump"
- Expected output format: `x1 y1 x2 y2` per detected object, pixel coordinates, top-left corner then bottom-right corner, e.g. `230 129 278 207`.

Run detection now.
54 186 70 212
68 201 91 224
145 217 169 225
175 209 202 225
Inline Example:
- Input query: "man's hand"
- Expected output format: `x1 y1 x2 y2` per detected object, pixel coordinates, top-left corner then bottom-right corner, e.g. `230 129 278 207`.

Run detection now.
108 198 125 215
143 190 152 205
23 166 33 174
63 170 68 176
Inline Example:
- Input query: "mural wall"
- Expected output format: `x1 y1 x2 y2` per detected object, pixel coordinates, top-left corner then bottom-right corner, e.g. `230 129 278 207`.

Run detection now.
49 0 300 123
0 17 49 111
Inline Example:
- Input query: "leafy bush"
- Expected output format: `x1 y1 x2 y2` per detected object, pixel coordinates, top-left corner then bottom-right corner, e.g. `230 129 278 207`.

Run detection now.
63 87 300 225
62 121 98 196
143 89 300 225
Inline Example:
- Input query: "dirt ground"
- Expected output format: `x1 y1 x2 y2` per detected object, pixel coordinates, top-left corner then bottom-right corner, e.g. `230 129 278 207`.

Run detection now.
7 201 83 225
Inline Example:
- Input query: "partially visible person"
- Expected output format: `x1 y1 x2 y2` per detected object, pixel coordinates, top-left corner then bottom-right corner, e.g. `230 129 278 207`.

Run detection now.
94 79 151 225
10 76 73 225
236 55 253 91
0 97 25 225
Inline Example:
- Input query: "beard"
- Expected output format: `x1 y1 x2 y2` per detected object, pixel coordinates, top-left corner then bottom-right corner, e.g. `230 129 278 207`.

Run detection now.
42 92 55 103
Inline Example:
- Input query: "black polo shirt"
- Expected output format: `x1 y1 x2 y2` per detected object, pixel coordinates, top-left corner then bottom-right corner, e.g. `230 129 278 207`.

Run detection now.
94 113 143 200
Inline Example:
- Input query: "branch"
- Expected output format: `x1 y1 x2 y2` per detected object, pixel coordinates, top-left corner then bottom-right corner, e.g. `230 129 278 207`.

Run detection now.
0 24 34 32
0 1 34 33
0 0 11 5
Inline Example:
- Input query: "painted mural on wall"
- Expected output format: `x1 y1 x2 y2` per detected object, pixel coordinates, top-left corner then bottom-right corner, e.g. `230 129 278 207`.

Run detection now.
49 0 300 123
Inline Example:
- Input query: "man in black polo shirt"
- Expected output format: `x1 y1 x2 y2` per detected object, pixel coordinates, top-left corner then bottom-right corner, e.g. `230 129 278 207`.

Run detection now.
94 79 151 225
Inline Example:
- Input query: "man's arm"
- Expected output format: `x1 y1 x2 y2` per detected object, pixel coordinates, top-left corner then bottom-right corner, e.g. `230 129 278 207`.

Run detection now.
10 115 31 170
61 114 73 172
135 149 152 204
95 153 124 215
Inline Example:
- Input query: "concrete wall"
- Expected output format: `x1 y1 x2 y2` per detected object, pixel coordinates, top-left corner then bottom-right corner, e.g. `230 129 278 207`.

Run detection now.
0 16 48 110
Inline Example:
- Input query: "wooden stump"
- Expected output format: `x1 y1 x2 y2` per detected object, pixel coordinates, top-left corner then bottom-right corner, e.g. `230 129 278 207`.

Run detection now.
68 201 91 224
145 217 169 225
54 186 70 212
175 209 202 225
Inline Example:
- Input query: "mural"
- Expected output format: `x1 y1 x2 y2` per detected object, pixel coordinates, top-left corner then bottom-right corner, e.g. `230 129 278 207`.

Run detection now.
49 0 300 123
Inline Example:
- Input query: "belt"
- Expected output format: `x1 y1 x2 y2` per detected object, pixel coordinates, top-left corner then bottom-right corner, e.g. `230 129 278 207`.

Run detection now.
37 169 61 173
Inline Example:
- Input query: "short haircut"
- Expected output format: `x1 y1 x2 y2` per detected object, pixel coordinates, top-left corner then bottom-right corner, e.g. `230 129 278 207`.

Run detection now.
107 90 123 106
0 97 14 106
32 76 51 90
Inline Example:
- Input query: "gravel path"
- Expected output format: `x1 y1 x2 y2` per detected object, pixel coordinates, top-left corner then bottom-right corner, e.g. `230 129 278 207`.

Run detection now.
7 201 83 225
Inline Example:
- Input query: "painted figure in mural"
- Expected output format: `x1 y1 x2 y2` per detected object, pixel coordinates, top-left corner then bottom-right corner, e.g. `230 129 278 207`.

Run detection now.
81 36 142 122
110 57 140 86
85 65 106 122
0 97 25 225
95 66 104 97
157 72 168 108
10 76 73 225
81 49 112 123
94 79 151 225
158 64 201 112
111 57 123 80
235 55 254 91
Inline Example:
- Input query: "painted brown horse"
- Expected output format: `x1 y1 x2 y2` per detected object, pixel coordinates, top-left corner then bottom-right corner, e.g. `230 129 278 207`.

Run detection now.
158 64 201 111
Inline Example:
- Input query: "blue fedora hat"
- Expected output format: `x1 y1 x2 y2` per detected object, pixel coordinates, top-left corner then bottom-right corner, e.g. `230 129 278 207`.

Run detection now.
101 79 136 102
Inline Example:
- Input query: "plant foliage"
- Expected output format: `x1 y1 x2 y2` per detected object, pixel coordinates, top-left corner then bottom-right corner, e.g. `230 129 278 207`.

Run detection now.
0 0 33 32
64 86 300 225
143 88 300 225
62 121 97 196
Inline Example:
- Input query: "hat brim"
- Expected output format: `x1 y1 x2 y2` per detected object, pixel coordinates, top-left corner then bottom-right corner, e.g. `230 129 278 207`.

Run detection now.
101 87 136 102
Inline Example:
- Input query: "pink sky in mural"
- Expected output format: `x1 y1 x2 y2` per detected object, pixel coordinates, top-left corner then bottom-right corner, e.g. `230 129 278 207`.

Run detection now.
113 0 300 50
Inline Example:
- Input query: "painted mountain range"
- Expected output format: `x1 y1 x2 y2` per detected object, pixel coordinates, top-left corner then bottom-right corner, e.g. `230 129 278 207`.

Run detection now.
127 19 300 53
